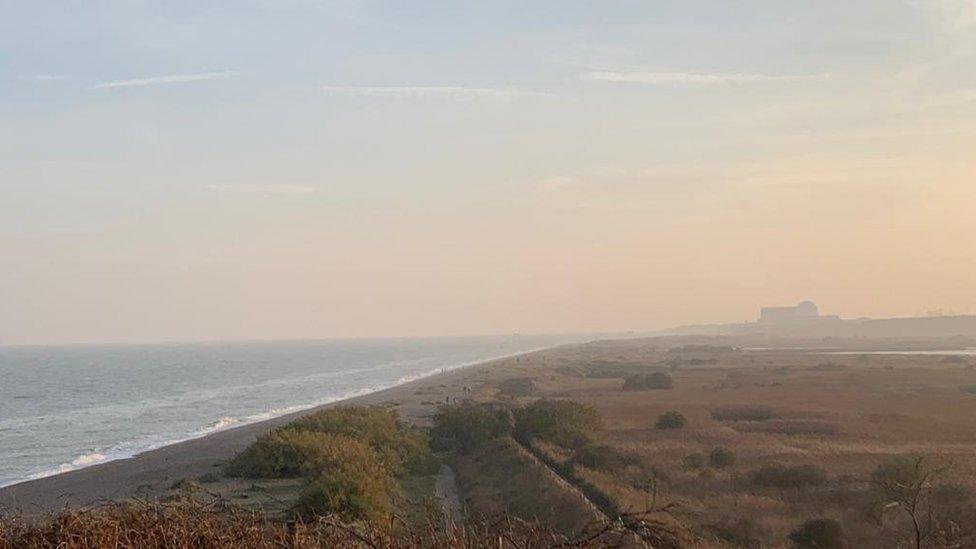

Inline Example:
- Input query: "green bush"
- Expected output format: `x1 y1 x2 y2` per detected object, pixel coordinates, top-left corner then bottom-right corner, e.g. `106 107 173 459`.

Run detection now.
430 402 512 453
292 444 393 521
571 443 642 472
513 400 602 448
789 518 844 548
225 430 398 521
749 463 825 489
655 411 686 430
708 447 736 468
282 406 437 475
225 430 360 479
225 406 437 523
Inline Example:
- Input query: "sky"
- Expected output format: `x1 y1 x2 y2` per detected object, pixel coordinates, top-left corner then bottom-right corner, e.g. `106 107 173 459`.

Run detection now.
2 1 975 345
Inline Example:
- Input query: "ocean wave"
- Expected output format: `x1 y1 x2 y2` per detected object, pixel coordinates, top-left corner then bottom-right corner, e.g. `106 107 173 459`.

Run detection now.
27 452 110 481
4 344 557 488
193 416 239 436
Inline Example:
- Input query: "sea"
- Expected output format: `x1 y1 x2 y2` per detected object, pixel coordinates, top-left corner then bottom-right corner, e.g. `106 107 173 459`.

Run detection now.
0 334 589 488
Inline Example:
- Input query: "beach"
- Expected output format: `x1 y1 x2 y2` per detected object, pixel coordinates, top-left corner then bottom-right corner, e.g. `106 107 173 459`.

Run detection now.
0 351 520 515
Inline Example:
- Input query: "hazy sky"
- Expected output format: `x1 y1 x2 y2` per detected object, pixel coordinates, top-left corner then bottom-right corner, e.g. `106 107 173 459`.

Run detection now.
2 1 975 345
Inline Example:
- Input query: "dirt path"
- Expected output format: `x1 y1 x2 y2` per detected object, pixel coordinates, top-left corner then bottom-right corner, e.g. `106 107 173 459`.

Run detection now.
433 463 462 526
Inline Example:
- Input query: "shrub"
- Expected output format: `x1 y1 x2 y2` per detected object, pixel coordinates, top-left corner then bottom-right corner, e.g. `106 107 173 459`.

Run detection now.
498 377 536 397
789 518 844 548
225 430 360 479
513 400 602 448
431 402 512 454
682 453 706 470
225 430 395 521
655 411 686 430
571 443 642 472
749 463 826 489
281 406 436 475
710 405 777 422
708 447 736 468
622 372 673 391
959 385 976 395
293 453 394 521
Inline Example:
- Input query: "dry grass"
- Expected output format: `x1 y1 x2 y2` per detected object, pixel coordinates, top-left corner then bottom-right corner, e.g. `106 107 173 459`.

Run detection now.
0 499 642 549
468 335 976 548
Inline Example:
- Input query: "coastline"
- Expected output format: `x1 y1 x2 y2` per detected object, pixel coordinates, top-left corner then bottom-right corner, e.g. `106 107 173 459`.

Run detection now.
0 346 555 515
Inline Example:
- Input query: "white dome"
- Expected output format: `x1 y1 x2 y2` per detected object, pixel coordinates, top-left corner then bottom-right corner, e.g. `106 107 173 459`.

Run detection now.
796 300 819 317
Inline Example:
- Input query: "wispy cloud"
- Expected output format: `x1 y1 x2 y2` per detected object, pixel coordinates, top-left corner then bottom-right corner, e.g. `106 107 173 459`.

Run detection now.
93 71 237 89
320 85 552 98
20 74 67 82
204 183 320 196
583 71 830 85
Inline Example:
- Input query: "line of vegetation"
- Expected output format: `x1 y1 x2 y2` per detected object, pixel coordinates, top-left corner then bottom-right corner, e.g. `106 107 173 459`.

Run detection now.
0 499 631 548
710 404 778 422
622 372 674 391
224 406 438 521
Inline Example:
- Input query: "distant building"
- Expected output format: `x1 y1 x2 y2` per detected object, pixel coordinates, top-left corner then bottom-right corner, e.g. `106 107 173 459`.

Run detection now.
759 300 839 324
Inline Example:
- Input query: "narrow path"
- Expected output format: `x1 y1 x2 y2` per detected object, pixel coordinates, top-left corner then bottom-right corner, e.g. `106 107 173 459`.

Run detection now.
433 463 462 526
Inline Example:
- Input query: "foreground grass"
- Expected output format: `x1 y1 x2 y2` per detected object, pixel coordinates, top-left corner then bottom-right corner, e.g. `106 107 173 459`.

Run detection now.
0 500 632 548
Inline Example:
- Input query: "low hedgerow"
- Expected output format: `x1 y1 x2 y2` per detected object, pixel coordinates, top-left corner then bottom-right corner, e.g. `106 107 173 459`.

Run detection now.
710 405 777 422
733 420 839 436
622 372 673 391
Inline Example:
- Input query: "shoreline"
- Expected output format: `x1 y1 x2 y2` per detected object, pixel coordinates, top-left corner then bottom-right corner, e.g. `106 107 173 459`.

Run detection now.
0 346 558 515
4 345 555 491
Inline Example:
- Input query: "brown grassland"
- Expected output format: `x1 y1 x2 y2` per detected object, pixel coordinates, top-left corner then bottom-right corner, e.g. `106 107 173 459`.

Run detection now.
455 336 976 548
5 335 976 548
